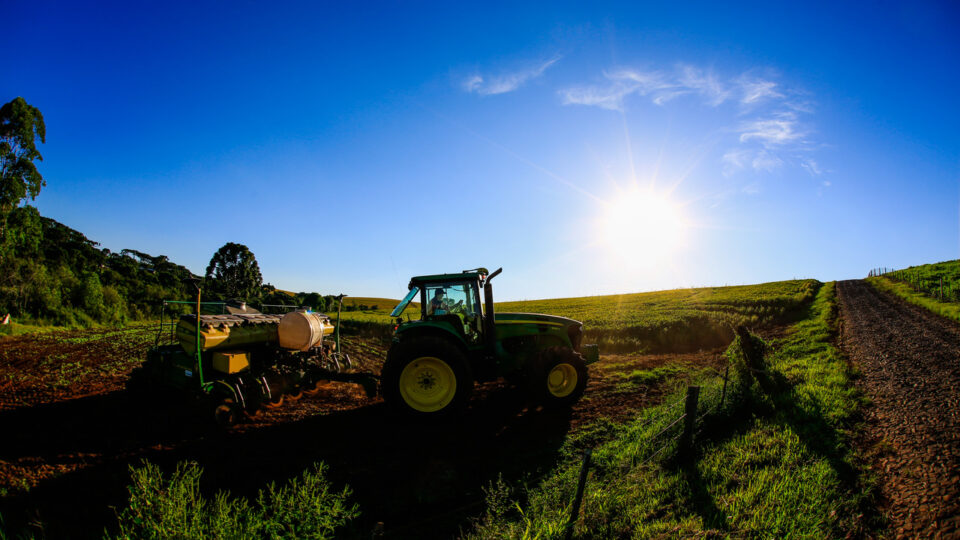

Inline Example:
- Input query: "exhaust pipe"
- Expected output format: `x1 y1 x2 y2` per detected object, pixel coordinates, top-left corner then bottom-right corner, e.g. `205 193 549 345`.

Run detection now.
483 268 502 353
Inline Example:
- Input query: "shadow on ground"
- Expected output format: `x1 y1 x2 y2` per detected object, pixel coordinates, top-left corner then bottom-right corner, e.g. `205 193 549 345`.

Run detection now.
0 385 573 539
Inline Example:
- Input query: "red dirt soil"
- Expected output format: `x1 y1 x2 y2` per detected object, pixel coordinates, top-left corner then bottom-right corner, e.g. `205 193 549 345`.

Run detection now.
0 326 724 539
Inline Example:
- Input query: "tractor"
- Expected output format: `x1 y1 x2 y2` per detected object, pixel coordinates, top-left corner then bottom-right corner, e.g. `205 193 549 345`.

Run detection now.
129 267 597 423
380 267 599 415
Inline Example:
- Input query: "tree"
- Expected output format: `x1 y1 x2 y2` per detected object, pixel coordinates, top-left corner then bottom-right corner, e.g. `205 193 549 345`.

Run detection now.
0 97 46 212
205 242 263 301
0 205 42 259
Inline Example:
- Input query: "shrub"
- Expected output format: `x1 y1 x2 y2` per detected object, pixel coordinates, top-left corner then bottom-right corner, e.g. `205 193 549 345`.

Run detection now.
109 461 359 540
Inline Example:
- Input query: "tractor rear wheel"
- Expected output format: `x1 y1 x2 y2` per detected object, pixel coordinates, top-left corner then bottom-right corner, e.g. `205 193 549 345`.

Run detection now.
381 336 473 416
528 347 588 407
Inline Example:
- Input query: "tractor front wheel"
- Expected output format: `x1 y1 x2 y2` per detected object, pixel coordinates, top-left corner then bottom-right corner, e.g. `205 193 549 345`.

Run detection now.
381 336 473 416
529 347 588 407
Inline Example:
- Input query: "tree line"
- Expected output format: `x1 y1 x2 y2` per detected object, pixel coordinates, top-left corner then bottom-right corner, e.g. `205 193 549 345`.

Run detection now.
0 97 348 326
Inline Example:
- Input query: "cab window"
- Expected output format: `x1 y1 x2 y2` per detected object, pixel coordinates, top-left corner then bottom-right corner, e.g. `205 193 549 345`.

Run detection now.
425 283 477 316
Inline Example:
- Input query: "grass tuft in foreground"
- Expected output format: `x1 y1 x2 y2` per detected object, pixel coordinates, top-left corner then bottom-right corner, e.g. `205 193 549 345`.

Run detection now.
466 281 877 539
106 461 358 540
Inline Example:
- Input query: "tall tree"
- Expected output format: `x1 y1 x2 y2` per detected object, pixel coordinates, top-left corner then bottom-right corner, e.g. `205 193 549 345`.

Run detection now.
0 97 46 267
205 242 263 301
0 97 46 212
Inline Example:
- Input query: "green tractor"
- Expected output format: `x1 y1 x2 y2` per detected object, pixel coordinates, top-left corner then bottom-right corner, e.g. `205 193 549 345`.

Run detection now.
381 267 599 415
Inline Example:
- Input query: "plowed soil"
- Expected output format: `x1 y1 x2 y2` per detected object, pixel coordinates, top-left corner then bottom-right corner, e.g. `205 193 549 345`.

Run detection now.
0 325 725 539
837 280 960 539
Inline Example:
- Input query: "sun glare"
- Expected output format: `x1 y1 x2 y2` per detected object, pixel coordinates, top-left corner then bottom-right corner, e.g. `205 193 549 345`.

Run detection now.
598 187 687 268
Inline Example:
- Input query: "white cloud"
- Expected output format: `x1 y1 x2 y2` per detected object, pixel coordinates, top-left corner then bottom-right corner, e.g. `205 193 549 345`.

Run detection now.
560 62 824 180
560 84 631 111
738 112 804 147
738 77 783 104
722 149 750 176
751 151 784 172
677 65 730 106
462 75 483 93
724 148 784 174
463 56 561 96
561 69 678 111
801 159 823 176
607 69 670 92
561 64 736 111
742 181 761 194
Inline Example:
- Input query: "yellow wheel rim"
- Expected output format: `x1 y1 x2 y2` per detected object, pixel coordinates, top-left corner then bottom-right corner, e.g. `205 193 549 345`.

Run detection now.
547 363 578 398
399 356 457 412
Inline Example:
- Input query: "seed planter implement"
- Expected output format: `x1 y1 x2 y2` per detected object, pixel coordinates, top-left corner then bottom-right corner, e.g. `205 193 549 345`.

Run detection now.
129 280 377 425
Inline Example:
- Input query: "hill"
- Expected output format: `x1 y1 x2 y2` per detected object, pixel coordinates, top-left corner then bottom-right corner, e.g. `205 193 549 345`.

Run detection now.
0 208 197 326
867 259 960 323
338 279 819 353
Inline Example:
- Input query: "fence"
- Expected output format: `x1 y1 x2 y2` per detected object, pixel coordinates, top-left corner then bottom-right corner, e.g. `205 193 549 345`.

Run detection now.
563 365 732 539
868 266 960 303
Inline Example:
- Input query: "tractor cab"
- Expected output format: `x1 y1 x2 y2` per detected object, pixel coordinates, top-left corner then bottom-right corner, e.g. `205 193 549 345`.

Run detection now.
390 268 492 344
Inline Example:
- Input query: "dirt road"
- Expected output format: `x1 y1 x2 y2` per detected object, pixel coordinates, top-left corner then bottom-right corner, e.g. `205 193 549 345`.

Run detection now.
836 280 960 538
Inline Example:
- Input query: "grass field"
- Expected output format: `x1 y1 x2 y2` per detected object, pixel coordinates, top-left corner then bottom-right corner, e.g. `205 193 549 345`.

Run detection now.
339 280 820 353
467 281 876 538
339 297 408 311
3 277 863 538
868 260 960 323
874 259 960 303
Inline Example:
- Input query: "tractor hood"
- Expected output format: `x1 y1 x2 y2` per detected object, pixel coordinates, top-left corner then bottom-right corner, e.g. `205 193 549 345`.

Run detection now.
494 312 581 329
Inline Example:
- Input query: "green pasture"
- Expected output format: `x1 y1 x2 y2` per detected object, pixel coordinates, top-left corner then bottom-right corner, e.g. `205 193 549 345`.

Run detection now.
339 279 821 352
467 281 877 538
868 260 960 323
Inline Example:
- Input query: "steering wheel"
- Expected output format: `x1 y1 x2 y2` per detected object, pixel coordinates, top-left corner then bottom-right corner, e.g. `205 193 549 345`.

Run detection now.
448 299 465 313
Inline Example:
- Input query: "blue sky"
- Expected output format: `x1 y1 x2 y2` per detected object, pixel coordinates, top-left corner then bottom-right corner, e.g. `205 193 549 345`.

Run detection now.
4 1 958 300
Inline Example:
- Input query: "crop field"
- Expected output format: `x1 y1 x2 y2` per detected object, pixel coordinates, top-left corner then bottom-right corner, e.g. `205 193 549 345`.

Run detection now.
0 278 863 539
342 279 820 353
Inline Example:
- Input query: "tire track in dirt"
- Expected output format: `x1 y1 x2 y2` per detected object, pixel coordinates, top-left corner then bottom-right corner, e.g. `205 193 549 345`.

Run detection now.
836 280 960 538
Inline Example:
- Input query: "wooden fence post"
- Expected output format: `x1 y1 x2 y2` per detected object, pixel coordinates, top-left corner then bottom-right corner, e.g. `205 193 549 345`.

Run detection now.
680 386 700 458
720 365 729 408
735 325 773 394
564 448 592 540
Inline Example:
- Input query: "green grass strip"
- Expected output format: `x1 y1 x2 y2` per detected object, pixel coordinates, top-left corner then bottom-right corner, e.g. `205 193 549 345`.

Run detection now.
867 276 960 324
466 282 877 539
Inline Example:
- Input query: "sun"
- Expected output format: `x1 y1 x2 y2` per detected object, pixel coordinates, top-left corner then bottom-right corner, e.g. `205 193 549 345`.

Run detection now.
598 187 687 268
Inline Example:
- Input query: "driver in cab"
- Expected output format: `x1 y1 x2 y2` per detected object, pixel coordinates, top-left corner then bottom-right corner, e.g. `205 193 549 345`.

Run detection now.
428 289 453 315
428 288 478 340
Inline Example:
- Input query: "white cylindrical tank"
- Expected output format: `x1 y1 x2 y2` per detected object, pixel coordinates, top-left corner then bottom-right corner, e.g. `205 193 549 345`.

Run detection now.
278 311 334 351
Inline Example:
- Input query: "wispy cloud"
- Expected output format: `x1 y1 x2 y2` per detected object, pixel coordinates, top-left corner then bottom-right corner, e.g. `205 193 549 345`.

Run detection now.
801 159 823 176
738 76 783 104
463 56 561 96
677 65 730 106
738 112 805 147
723 148 785 176
560 62 823 180
751 151 784 172
560 64 756 111
559 69 674 110
722 149 750 176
